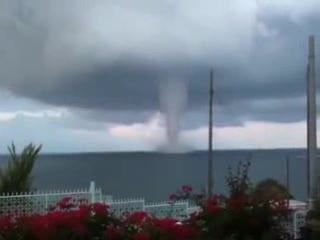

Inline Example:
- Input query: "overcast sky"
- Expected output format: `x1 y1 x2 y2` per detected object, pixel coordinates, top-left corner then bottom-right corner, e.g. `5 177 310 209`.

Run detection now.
0 0 320 153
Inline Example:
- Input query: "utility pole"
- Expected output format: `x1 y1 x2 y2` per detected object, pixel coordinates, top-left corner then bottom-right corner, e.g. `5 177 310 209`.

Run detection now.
208 68 214 198
306 35 318 206
285 155 290 194
285 155 290 209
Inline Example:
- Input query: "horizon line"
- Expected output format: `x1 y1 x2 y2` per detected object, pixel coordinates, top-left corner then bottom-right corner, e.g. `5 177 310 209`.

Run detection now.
0 147 308 155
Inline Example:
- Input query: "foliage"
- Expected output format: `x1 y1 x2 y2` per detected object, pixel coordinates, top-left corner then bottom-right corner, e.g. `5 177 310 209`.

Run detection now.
0 160 291 240
0 196 199 240
169 185 205 206
0 194 289 240
0 197 115 240
0 143 42 193
192 194 289 240
169 161 291 240
253 178 292 202
300 199 320 239
226 161 252 198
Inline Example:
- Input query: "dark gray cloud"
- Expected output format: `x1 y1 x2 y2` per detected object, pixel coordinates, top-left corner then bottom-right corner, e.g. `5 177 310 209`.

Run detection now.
1 0 320 127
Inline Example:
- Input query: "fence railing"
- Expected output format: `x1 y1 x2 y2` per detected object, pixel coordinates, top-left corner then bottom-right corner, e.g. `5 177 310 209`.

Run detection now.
292 210 307 239
0 181 103 215
105 198 200 220
0 181 200 219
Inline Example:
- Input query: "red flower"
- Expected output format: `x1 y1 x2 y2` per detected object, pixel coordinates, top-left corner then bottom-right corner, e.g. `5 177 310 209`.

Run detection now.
105 227 121 240
206 199 220 213
173 224 197 240
271 198 289 210
182 185 193 193
204 194 225 213
57 196 75 210
0 215 12 233
92 203 109 214
151 218 196 240
132 232 150 240
227 195 248 210
126 211 149 225
152 217 178 230
169 193 178 201
26 214 55 240
77 204 91 218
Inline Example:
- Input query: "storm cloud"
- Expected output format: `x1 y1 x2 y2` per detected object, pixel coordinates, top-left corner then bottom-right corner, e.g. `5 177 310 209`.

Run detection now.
1 0 320 128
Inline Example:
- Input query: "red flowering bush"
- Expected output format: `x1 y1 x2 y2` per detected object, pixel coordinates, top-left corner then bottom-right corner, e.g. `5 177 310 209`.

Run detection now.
0 162 291 240
169 184 205 206
103 211 197 240
0 196 117 240
149 218 197 240
169 161 290 240
189 194 290 240
169 185 193 201
0 194 290 240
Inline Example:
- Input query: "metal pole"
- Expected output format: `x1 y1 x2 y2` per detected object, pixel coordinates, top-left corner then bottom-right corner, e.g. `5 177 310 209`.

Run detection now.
285 155 290 211
89 181 96 203
286 155 290 192
306 35 318 204
208 68 214 198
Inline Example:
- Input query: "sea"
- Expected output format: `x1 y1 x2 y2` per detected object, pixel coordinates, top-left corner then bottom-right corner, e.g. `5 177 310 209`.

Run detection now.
0 149 309 202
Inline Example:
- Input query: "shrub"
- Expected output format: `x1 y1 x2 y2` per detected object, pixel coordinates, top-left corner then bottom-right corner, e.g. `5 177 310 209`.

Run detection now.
170 161 290 240
253 179 292 202
0 161 291 240
0 143 42 193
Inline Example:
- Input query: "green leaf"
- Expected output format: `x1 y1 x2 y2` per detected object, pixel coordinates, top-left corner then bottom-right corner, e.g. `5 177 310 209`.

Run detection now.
0 143 42 193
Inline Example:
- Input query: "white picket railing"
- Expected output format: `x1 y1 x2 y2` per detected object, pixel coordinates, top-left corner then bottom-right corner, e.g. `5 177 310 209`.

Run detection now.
105 198 200 220
0 181 103 215
292 210 307 239
0 182 199 219
145 201 190 220
105 198 145 217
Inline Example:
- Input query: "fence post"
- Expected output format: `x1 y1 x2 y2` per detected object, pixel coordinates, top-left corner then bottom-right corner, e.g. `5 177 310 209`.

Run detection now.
142 199 145 211
293 211 297 239
98 189 102 203
45 193 48 211
89 181 95 203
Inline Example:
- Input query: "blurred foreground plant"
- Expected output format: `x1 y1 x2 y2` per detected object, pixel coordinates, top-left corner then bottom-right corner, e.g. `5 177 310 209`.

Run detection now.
0 143 42 193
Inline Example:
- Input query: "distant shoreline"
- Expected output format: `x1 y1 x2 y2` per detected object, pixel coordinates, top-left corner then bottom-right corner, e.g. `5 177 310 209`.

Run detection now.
0 147 307 156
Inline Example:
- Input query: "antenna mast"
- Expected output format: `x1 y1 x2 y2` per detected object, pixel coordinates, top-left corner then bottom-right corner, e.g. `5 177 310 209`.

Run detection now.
208 68 214 198
307 35 318 204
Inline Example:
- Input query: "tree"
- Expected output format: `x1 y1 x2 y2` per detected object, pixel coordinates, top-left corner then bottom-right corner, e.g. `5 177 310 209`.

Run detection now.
0 143 42 193
253 178 292 202
225 161 252 198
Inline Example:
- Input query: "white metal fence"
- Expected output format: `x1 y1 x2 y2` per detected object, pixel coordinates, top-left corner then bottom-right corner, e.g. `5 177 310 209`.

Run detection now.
105 198 200 220
0 181 200 219
292 210 307 239
0 181 102 215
